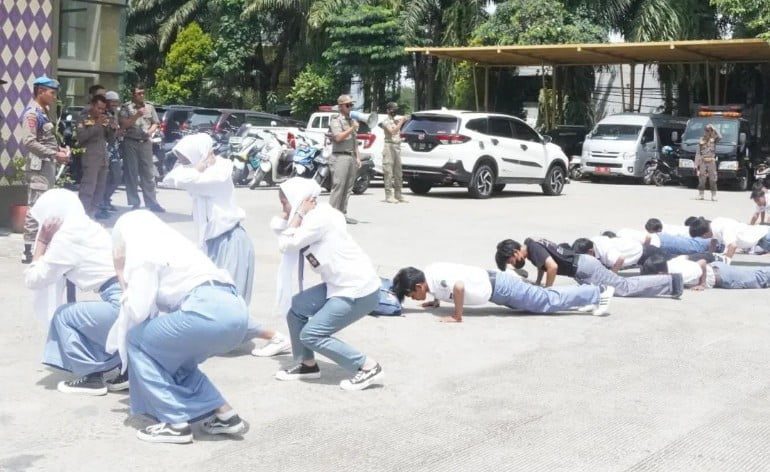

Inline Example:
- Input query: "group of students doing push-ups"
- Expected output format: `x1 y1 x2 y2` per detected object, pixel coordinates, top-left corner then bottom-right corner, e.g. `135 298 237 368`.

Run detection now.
24 133 770 445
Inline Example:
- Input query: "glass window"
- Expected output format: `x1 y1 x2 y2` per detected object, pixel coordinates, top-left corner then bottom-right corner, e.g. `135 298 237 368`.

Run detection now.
511 120 541 142
682 119 739 145
59 0 98 61
403 115 459 134
487 118 513 138
641 127 655 144
320 116 330 128
245 115 274 126
188 110 221 129
590 124 642 141
310 117 320 128
658 127 682 147
465 118 487 134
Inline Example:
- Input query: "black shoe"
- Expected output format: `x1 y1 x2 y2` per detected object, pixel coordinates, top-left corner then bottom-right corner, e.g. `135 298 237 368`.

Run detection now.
21 244 32 264
345 216 358 225
130 204 141 210
94 210 110 220
339 363 384 391
148 204 166 213
202 414 246 435
275 363 321 381
136 423 193 444
671 273 684 299
106 370 129 392
103 203 117 212
57 373 107 396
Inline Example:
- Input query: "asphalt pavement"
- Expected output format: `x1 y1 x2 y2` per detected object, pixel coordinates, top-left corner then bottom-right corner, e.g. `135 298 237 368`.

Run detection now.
1 179 769 472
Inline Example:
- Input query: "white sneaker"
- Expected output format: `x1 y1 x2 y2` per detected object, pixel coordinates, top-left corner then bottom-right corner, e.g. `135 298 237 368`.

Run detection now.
252 336 291 357
592 286 614 316
339 363 384 391
576 304 596 313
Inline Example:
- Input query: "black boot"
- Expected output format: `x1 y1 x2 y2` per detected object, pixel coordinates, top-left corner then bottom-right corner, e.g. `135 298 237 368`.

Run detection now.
21 244 32 264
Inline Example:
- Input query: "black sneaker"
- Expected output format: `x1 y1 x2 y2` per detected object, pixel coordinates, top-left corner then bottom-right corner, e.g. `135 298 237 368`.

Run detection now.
106 370 129 392
103 203 118 212
136 423 193 444
339 363 384 391
21 244 32 264
148 204 166 213
275 363 321 381
94 210 110 220
202 414 246 435
57 373 107 396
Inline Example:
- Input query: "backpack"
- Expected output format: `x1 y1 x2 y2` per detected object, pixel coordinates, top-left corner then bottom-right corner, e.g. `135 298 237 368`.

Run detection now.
370 277 402 316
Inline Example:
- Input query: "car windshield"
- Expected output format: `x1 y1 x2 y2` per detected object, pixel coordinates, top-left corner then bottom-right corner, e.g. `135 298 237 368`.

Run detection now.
590 124 642 141
189 110 221 128
681 119 739 145
403 115 459 134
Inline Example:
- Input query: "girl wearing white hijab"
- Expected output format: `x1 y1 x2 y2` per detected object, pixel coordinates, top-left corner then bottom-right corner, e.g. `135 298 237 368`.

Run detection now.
163 133 290 357
24 189 125 395
106 210 248 444
272 177 384 391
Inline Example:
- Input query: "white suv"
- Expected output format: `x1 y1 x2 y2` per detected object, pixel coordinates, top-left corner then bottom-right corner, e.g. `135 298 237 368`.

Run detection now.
400 110 569 198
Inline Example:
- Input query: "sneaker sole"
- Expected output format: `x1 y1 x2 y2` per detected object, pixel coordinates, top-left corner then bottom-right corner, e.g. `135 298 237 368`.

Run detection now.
340 370 385 391
275 372 322 381
57 381 108 396
252 343 292 357
106 382 129 392
204 422 246 436
136 430 193 444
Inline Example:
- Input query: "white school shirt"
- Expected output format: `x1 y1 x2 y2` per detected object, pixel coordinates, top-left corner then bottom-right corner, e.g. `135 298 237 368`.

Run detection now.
710 217 769 249
753 191 768 218
24 231 115 292
617 228 660 247
424 263 492 306
666 256 715 288
591 235 644 268
276 204 380 299
162 158 245 246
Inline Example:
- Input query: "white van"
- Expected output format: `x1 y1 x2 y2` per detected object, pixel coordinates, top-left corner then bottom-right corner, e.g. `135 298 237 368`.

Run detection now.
581 114 687 179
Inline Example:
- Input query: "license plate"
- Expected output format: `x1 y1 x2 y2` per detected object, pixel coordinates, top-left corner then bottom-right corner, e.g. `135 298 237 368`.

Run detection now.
414 142 429 151
595 166 610 174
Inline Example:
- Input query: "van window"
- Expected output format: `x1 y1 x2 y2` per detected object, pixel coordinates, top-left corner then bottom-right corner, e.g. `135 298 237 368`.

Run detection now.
512 120 541 143
641 127 655 145
591 124 642 141
310 117 320 128
465 118 487 134
658 127 682 146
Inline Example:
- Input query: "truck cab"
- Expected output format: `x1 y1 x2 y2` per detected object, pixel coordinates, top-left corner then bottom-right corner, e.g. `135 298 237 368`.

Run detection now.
676 106 757 191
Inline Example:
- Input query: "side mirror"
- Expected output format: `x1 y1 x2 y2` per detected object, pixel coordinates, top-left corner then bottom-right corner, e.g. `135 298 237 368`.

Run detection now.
65 114 73 123
671 131 679 143
542 135 552 144
270 120 278 127
740 132 747 145
662 145 674 156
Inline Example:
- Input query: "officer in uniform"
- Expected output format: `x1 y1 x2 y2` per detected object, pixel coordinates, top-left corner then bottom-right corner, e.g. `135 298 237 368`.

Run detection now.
20 76 70 263
118 84 164 212
76 94 113 219
379 102 408 203
101 91 123 212
329 95 361 225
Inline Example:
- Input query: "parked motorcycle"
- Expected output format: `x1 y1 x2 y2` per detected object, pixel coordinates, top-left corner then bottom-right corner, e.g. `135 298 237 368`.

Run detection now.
569 155 582 180
643 145 678 186
248 131 295 189
229 130 267 186
312 153 374 195
754 157 770 189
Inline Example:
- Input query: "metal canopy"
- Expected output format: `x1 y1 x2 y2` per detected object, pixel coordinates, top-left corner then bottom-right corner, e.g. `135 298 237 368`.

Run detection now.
405 39 770 66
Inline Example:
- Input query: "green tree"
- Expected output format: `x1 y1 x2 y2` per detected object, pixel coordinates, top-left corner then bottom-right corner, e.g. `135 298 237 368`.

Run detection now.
151 22 214 104
322 4 407 110
287 65 337 119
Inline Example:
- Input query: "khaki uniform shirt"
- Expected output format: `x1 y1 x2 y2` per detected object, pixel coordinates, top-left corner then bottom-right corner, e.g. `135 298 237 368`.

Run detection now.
380 116 402 144
20 101 58 171
77 112 114 161
329 114 357 154
119 101 159 141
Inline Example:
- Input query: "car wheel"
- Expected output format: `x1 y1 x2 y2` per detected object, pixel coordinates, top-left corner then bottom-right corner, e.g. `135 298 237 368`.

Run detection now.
653 170 667 186
408 179 433 195
468 163 495 199
541 165 566 196
493 183 506 194
353 173 370 195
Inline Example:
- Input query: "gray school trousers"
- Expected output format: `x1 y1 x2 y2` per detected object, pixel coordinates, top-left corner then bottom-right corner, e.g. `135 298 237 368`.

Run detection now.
574 254 679 297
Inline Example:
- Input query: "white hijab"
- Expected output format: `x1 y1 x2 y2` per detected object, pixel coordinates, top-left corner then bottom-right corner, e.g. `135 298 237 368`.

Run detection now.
106 210 229 371
27 189 109 324
275 177 323 315
172 132 212 166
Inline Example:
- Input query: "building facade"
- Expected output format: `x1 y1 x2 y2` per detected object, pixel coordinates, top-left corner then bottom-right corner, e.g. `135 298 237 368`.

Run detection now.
0 0 126 184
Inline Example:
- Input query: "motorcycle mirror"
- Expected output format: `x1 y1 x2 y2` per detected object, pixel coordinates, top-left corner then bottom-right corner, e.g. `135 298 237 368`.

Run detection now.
270 120 277 126
65 114 72 122
740 132 747 145
671 131 679 142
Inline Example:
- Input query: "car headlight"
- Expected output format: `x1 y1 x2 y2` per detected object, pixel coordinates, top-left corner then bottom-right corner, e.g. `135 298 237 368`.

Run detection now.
718 160 738 170
678 159 695 168
582 149 589 158
622 152 635 160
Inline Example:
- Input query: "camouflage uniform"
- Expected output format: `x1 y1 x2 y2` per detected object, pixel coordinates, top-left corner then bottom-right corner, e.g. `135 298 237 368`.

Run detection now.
20 101 58 244
380 115 404 201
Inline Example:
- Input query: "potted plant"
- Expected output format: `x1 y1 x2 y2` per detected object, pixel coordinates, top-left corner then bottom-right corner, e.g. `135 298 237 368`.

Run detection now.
8 156 28 233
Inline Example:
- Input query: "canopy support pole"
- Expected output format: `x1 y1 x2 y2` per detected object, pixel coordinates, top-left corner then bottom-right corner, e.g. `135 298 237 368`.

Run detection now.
714 62 720 105
484 66 490 111
473 65 480 111
619 64 626 112
629 63 636 112
706 62 712 105
637 64 647 112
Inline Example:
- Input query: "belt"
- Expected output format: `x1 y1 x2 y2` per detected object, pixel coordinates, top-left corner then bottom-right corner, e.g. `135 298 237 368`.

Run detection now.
487 270 497 292
711 264 722 286
334 151 354 155
195 280 236 291
99 276 119 292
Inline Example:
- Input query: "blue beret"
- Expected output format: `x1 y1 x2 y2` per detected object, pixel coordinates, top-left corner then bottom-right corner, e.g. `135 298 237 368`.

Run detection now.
32 76 59 90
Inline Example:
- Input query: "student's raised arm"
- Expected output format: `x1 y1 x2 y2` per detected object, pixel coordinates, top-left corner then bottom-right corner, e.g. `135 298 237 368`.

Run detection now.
543 257 558 287
440 281 464 323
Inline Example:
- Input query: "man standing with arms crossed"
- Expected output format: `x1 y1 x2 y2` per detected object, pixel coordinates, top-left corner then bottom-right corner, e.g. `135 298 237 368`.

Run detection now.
101 91 123 212
119 84 164 212
20 76 70 263
329 95 360 224
380 102 408 204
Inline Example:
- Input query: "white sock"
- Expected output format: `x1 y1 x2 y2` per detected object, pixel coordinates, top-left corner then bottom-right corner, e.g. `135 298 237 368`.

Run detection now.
171 422 189 429
216 409 237 421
